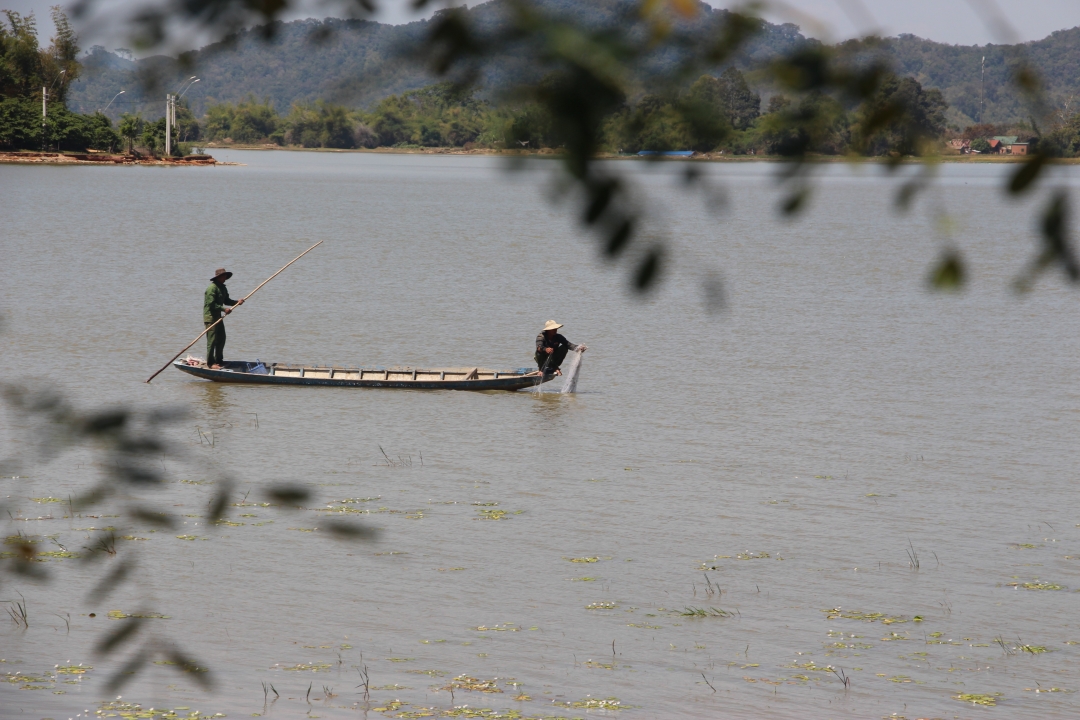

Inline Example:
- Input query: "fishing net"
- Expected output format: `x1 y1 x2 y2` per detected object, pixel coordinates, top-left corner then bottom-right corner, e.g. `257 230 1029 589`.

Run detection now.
561 348 585 394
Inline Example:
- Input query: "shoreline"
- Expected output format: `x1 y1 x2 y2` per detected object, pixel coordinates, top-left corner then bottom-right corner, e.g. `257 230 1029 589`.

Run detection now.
6 147 1076 165
0 151 235 166
200 143 1077 163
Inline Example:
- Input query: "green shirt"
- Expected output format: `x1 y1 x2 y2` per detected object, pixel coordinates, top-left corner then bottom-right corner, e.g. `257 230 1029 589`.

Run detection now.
203 281 237 322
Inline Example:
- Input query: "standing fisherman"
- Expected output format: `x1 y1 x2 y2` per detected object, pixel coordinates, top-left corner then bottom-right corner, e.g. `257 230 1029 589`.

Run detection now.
204 268 243 368
535 320 586 376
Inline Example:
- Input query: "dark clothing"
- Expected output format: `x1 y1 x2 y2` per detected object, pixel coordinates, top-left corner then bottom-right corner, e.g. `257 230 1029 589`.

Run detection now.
206 322 226 367
203 281 237 365
535 331 579 372
203 281 238 323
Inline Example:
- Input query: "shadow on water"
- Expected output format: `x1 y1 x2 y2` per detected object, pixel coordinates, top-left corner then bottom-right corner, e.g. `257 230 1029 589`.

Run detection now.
193 382 234 420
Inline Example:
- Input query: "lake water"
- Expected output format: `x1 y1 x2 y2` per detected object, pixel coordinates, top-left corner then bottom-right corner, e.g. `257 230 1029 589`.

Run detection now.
2 151 1079 720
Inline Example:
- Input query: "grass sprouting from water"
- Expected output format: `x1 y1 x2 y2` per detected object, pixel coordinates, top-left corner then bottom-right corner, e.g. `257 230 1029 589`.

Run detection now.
680 606 734 618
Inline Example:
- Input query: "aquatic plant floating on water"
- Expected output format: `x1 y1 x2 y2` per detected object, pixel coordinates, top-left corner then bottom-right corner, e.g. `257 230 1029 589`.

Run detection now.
108 610 169 619
554 696 624 710
680 606 734 618
1007 580 1065 590
822 608 911 623
954 692 1003 706
443 674 503 693
276 662 332 671
96 700 226 719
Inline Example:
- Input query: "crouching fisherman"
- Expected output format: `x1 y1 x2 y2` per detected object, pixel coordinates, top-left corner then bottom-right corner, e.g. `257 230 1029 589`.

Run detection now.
204 267 243 368
535 320 586 376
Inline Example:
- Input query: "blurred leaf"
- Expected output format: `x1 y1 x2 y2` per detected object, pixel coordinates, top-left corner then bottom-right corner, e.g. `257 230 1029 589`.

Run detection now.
70 484 110 512
604 219 634 258
1041 192 1079 281
87 558 133 603
928 251 966 291
781 188 809 215
323 520 379 541
165 646 214 689
95 616 144 655
267 485 311 505
117 437 165 454
115 465 162 485
206 480 234 522
667 0 699 19
78 410 128 436
896 180 921 210
1015 66 1040 93
1015 191 1079 291
129 506 177 528
103 648 148 693
633 247 664 291
146 407 188 425
703 273 726 314
585 179 618 224
1008 153 1046 194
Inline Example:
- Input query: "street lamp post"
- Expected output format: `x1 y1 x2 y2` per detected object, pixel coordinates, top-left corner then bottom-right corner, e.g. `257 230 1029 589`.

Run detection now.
42 69 66 152
101 90 125 114
167 77 199 156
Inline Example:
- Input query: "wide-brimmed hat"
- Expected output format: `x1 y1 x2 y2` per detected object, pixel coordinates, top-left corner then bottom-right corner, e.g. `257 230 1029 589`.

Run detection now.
211 267 233 282
543 320 563 331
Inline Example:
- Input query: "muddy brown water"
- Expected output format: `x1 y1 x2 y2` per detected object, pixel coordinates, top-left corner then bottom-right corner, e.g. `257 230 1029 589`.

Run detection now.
1 152 1079 719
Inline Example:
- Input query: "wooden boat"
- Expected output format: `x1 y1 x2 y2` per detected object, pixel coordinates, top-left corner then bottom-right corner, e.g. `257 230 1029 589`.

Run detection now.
172 359 553 391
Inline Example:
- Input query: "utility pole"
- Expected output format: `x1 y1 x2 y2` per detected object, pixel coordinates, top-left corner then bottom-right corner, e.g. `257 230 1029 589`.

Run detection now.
165 94 172 156
41 70 65 152
980 56 985 124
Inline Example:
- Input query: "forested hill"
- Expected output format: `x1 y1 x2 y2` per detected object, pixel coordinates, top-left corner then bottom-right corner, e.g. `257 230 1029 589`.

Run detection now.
67 0 810 119
879 29 1080 125
67 0 1080 126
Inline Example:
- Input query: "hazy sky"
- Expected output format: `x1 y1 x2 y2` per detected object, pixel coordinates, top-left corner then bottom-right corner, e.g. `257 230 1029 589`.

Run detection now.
5 0 1080 51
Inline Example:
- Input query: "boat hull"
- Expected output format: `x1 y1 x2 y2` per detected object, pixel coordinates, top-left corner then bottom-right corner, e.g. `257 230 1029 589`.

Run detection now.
173 360 551 391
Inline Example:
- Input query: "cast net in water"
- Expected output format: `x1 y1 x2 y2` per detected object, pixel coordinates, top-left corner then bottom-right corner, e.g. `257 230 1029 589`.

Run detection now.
561 348 585 394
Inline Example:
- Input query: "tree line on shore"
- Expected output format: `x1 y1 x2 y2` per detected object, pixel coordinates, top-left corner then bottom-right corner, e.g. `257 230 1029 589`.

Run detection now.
171 72 1080 159
158 70 937 155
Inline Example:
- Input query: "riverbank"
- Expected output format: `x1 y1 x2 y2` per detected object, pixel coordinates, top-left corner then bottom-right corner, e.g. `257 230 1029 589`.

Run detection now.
199 142 1080 163
7 146 1070 165
0 151 232 166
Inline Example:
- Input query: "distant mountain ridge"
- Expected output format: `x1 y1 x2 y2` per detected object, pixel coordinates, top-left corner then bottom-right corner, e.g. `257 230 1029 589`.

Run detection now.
66 0 1080 127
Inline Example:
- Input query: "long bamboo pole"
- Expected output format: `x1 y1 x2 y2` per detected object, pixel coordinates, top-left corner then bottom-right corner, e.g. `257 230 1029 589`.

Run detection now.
145 241 323 383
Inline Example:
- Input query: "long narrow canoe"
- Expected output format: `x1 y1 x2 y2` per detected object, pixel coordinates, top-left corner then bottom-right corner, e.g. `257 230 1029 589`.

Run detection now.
173 359 552 391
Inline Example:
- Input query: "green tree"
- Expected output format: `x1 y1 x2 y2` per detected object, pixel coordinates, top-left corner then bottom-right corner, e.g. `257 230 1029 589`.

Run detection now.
0 7 115 151
365 83 491 148
503 103 554 148
118 111 142 152
855 75 948 156
0 96 38 149
0 10 44 97
229 96 279 143
1043 113 1080 157
42 5 79 103
758 91 850 156
717 67 761 130
175 98 200 141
